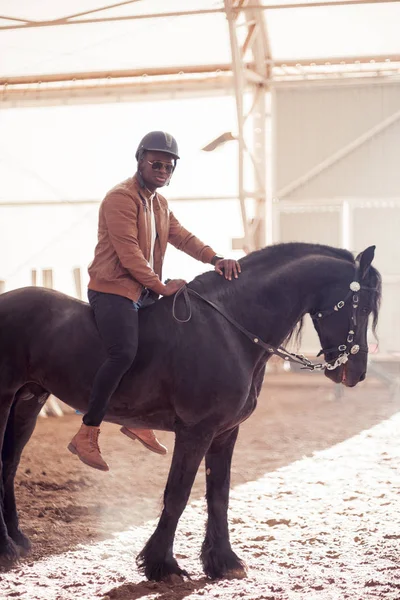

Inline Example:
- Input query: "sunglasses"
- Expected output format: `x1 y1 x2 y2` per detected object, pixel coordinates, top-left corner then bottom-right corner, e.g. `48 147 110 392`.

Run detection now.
147 160 174 174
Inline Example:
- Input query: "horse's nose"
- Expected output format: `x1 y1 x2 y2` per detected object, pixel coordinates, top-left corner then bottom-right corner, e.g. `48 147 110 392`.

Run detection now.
359 372 366 382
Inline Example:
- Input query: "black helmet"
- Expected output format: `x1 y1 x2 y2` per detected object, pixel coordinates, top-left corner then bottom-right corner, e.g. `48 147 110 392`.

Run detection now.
135 131 180 161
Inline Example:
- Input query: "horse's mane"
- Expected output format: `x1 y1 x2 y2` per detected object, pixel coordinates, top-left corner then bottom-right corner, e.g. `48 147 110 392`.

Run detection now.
192 243 355 292
240 241 355 267
190 242 382 345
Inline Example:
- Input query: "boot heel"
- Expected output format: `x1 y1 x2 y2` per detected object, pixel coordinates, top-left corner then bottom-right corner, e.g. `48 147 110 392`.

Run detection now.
67 443 78 455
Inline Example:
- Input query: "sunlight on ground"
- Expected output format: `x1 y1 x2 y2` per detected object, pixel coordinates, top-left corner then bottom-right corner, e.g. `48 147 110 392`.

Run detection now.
1 412 400 599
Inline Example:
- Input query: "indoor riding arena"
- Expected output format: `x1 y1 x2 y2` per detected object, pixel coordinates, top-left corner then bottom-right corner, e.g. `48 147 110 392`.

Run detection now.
1 2 400 599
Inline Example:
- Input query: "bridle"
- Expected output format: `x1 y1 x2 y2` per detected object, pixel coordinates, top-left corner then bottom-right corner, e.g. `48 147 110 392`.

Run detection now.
310 263 366 371
172 264 368 372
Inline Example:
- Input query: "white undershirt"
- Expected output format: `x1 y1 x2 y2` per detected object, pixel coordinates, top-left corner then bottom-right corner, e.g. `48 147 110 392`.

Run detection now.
148 192 157 270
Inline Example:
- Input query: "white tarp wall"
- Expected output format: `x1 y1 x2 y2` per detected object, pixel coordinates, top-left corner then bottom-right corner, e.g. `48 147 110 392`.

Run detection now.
273 81 400 354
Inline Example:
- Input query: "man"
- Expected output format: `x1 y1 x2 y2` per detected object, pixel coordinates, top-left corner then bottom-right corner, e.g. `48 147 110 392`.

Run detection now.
68 131 241 471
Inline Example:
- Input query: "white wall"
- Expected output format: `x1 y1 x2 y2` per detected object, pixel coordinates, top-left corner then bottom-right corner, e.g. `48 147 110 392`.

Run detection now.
274 82 400 200
273 81 400 353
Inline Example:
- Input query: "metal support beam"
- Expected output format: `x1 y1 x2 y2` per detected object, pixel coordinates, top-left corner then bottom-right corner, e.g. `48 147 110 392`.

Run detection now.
225 0 250 249
224 0 271 252
0 63 238 86
1 0 399 30
3 55 399 88
2 55 400 109
0 195 244 208
0 75 235 108
0 63 272 108
273 54 400 68
248 1 273 247
242 23 258 56
51 0 141 24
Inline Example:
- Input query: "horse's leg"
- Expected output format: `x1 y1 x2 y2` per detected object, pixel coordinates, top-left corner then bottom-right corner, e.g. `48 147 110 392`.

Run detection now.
2 387 48 556
136 423 215 581
0 384 20 568
201 426 246 579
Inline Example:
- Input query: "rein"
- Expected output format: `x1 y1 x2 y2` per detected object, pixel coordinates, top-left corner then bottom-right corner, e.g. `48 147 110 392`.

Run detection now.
171 267 367 372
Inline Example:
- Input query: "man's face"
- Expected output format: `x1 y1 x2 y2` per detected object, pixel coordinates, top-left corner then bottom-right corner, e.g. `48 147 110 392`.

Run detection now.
139 151 175 191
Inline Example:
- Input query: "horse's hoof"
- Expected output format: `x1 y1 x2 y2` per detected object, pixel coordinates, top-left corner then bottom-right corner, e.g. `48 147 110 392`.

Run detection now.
202 550 247 580
11 530 31 557
0 537 20 570
137 545 191 582
225 567 247 580
163 568 192 584
164 573 185 585
17 543 31 558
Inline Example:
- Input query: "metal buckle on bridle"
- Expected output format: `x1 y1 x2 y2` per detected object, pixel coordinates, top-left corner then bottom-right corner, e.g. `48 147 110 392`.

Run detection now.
334 300 345 311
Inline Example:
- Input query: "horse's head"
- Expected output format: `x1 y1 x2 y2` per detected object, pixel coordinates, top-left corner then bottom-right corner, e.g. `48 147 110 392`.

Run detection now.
311 246 381 387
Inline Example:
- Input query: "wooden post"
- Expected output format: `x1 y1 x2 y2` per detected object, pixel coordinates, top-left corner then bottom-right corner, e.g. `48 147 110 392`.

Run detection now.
73 267 83 300
42 269 53 289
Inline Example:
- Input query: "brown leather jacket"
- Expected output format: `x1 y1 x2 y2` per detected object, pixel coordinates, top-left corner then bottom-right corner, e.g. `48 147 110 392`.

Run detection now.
88 175 217 302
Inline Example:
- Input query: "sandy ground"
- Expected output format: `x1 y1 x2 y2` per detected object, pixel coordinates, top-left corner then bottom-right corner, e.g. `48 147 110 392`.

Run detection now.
0 371 399 599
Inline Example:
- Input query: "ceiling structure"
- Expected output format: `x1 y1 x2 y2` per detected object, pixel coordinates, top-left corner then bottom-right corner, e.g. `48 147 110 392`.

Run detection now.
1 0 399 106
1 0 399 250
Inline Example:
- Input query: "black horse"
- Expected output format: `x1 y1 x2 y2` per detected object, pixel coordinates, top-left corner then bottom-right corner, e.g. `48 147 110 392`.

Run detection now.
0 243 381 579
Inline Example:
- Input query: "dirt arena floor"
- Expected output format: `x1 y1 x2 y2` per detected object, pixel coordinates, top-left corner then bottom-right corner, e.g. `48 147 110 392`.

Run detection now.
1 370 400 599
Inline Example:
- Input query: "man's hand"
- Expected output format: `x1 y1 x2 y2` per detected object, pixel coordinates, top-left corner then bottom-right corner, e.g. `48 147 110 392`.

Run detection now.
161 279 187 296
215 259 241 281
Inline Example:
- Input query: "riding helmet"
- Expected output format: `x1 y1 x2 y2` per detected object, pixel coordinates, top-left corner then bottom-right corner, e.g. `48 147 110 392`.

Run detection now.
135 131 180 161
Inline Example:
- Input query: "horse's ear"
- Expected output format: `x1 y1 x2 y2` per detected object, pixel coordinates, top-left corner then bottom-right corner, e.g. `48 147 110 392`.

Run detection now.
355 245 376 279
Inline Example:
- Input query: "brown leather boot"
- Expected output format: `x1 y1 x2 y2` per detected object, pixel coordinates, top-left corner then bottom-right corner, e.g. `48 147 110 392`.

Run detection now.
67 423 109 471
120 427 168 455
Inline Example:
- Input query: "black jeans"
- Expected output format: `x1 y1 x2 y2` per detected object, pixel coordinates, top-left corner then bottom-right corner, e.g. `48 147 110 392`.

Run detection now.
83 290 141 427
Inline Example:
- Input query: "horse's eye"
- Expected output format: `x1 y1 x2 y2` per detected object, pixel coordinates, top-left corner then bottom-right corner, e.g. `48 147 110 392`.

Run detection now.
361 307 370 314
